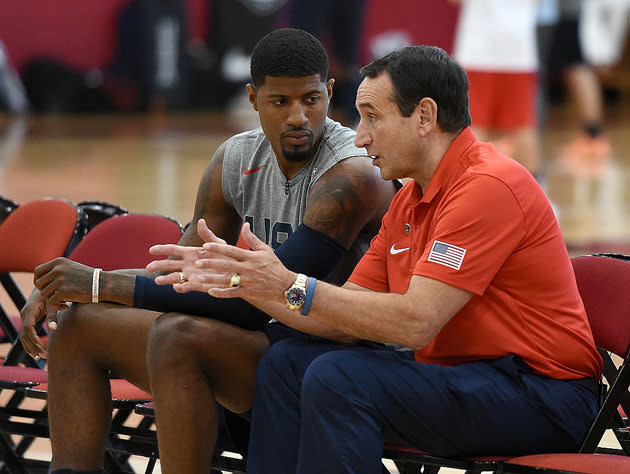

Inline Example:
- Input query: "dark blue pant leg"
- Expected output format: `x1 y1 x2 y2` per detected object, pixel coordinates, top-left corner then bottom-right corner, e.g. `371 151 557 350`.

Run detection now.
296 350 599 474
248 339 598 474
246 337 348 474
297 348 407 474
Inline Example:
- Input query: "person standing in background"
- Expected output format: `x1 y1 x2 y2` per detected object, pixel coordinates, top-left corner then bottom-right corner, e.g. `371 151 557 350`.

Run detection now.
549 0 612 164
289 0 367 127
452 0 542 180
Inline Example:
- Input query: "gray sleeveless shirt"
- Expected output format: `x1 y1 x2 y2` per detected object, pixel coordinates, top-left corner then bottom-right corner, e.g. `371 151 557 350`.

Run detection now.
222 117 371 283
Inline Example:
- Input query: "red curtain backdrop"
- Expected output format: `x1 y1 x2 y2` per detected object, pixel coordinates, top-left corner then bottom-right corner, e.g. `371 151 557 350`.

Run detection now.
0 0 207 72
0 0 457 73
361 0 460 64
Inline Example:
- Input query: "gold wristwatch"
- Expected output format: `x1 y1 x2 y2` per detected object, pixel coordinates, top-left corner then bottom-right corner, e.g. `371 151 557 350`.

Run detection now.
284 273 308 310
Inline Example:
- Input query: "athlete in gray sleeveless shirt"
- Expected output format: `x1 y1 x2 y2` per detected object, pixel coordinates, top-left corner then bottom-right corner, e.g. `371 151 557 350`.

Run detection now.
28 29 399 473
223 117 371 283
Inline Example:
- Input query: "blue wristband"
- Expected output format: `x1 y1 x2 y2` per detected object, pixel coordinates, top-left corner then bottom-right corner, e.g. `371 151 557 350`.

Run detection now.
301 277 317 316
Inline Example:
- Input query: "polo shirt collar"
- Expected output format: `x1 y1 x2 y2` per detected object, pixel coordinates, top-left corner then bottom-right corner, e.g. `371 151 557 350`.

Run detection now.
418 126 477 204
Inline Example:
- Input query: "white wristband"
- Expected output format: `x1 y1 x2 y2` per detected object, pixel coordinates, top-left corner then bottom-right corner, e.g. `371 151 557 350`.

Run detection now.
92 268 102 304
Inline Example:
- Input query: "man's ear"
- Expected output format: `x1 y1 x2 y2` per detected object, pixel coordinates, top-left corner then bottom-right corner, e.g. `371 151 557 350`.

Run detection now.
246 84 258 111
417 97 438 136
326 78 335 100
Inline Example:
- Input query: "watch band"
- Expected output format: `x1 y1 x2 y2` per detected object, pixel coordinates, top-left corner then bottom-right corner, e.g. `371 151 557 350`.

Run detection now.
294 273 307 289
301 277 317 316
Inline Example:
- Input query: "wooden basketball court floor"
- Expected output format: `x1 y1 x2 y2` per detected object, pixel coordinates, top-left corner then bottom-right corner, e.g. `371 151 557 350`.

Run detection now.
0 96 629 472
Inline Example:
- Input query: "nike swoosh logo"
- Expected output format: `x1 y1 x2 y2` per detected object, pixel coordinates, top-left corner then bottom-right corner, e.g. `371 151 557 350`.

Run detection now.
244 165 266 175
390 243 410 255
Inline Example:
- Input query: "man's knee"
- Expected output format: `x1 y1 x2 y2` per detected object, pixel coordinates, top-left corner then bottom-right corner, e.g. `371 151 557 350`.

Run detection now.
301 350 366 408
146 313 198 368
253 338 297 391
47 303 97 355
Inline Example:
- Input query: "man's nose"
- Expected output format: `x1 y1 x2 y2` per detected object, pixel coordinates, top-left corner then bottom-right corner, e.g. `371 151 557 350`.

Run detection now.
354 121 371 148
287 102 308 128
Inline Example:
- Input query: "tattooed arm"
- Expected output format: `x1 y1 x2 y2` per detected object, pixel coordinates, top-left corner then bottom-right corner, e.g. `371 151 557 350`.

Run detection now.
146 155 397 341
181 142 243 248
303 155 395 248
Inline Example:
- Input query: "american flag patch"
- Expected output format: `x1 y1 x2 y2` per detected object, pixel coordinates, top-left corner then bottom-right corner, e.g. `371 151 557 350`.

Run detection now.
428 240 466 270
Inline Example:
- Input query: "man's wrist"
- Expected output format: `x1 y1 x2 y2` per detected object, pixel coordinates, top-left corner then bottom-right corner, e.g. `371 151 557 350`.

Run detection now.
282 272 298 293
99 271 137 306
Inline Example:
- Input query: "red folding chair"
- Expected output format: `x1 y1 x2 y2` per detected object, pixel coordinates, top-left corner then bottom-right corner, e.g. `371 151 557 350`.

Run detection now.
503 453 630 473
67 212 183 270
0 198 87 359
499 254 630 474
0 195 19 343
0 212 183 473
0 198 87 472
383 254 630 473
1 211 183 382
571 254 630 455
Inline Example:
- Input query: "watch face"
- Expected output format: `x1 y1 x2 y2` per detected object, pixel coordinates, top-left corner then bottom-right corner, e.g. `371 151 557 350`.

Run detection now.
287 287 306 306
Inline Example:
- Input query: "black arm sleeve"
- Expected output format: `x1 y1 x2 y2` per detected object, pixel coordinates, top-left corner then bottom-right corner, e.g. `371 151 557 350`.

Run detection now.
132 224 345 331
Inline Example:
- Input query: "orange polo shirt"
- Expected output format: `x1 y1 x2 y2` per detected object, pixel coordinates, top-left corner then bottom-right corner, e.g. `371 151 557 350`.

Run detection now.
349 127 602 380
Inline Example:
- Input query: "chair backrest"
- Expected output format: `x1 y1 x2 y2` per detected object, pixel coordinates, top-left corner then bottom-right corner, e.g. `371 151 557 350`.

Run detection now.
67 213 183 270
0 198 87 273
571 255 630 358
0 198 87 361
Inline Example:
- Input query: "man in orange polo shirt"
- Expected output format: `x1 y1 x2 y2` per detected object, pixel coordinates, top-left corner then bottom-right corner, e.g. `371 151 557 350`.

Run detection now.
149 45 603 474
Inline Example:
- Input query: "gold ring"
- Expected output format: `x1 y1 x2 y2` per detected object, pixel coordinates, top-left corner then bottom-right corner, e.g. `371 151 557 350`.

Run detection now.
178 272 186 284
229 273 241 287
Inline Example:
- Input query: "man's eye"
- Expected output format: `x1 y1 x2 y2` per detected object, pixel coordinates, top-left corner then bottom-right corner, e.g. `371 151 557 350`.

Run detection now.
307 96 320 104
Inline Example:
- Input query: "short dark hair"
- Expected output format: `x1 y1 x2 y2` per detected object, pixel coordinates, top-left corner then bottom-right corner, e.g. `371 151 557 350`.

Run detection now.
250 28 329 88
360 46 471 132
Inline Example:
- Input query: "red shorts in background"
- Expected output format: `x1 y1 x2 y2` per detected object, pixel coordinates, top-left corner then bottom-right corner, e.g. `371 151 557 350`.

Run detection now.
466 71 537 130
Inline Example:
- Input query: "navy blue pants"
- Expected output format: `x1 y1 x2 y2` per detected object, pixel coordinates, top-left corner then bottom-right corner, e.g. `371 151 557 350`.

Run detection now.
246 336 598 474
